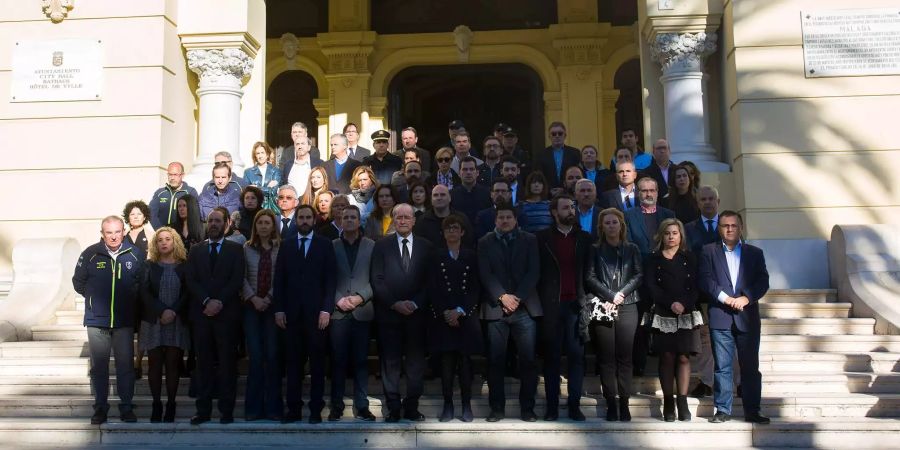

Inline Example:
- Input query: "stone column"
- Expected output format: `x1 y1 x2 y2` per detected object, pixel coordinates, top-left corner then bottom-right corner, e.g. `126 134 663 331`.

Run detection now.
184 48 254 185
650 32 728 172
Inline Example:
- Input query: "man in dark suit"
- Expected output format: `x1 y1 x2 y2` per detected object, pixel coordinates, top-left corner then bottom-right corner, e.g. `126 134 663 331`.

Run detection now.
370 203 434 422
643 139 677 199
474 180 513 239
328 205 377 421
535 122 581 195
699 210 770 425
363 130 403 186
624 177 675 375
478 204 542 422
536 194 592 421
343 122 371 162
273 204 337 424
323 134 362 195
184 207 245 425
450 157 492 226
500 156 525 205
279 122 322 169
281 135 324 191
600 162 638 212
399 126 432 172
275 185 299 239
574 179 602 240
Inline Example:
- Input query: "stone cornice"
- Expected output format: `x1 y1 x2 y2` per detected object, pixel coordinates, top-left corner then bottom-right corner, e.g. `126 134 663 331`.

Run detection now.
180 32 261 60
317 31 376 74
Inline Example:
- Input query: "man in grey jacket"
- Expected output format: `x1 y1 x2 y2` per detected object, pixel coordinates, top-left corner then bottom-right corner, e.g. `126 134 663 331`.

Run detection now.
328 205 377 421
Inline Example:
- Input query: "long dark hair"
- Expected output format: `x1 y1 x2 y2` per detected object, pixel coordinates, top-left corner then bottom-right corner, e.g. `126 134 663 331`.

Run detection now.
371 184 398 220
173 194 204 247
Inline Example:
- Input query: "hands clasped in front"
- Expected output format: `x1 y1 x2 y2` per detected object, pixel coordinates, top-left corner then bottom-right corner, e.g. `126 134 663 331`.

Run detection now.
723 295 750 311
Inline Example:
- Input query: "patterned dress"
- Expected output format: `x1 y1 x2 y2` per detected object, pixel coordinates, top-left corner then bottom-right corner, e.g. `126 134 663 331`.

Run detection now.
139 262 190 351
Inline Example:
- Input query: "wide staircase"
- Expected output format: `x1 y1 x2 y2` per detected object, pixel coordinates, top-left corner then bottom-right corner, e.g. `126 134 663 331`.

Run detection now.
0 289 898 448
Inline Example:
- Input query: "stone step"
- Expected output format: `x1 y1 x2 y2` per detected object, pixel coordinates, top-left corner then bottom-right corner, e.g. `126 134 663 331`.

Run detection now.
760 318 874 335
0 341 88 358
30 325 87 341
759 302 851 319
1 417 898 449
0 393 897 419
2 372 899 397
54 310 84 326
759 335 900 352
759 289 837 304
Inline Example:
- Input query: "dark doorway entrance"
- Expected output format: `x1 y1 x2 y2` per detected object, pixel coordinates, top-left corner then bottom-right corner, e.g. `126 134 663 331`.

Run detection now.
266 71 319 149
388 63 544 159
614 59 644 149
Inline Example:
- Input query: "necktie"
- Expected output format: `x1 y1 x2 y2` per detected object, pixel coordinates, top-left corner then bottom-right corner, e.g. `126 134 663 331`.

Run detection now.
625 195 632 209
299 237 308 258
209 242 219 269
706 219 714 234
281 218 291 237
349 148 355 159
401 238 411 272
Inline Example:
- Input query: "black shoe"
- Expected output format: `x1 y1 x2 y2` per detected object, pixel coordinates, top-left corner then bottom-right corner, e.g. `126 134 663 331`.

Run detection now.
150 401 163 423
619 396 632 422
543 410 559 422
219 415 234 424
605 397 618 421
163 401 176 423
281 411 301 424
744 413 770 424
676 395 692 421
460 402 473 422
709 412 731 423
691 382 712 399
90 408 108 425
120 410 137 423
385 410 402 423
663 396 676 422
403 410 426 422
354 409 376 421
487 410 505 422
568 407 586 422
520 409 537 422
736 384 742 398
190 415 210 425
327 408 343 422
308 413 322 424
439 401 454 422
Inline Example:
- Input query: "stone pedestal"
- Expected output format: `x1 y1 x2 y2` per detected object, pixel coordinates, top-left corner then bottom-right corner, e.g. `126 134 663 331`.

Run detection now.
650 32 728 172
184 48 254 187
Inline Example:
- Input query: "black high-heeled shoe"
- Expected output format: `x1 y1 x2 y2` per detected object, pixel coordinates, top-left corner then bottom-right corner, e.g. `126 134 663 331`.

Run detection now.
663 396 676 422
676 395 692 421
163 401 176 423
150 400 163 423
439 400 454 422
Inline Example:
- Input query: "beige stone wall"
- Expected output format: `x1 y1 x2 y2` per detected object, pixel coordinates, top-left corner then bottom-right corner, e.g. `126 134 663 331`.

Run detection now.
0 0 197 271
723 0 900 240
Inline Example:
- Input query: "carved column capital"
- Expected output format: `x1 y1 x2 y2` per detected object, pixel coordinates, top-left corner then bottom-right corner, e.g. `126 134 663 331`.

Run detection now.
187 48 254 84
650 32 717 73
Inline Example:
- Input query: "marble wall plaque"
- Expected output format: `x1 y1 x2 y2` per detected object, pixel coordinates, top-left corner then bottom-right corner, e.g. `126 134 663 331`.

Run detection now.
11 39 103 102
802 8 900 77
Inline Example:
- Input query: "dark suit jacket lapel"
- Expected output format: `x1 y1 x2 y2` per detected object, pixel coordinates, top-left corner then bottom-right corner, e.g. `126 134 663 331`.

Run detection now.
715 244 734 294
735 244 748 293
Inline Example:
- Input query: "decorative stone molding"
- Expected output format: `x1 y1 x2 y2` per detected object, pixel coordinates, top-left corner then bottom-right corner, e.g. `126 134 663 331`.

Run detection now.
42 0 73 23
650 32 717 73
453 25 474 63
280 33 299 69
187 48 254 83
554 38 605 66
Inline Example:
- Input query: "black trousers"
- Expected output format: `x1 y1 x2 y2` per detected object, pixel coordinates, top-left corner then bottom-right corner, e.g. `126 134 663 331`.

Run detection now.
329 317 372 412
193 315 238 417
591 302 638 398
542 302 585 411
285 314 327 415
485 309 538 413
377 317 426 413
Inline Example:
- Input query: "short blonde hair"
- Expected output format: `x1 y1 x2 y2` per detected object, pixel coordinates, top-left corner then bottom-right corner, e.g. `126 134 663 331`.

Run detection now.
597 208 627 244
148 227 187 263
435 147 454 160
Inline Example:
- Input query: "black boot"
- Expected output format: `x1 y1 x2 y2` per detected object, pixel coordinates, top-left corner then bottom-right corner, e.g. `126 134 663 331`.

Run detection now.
605 396 618 421
663 396 676 422
439 400 454 422
150 400 163 423
163 401 176 423
676 395 691 421
460 400 473 422
618 396 631 422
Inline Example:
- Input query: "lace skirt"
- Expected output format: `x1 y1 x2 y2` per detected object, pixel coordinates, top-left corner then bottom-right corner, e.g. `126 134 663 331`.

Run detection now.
642 310 704 355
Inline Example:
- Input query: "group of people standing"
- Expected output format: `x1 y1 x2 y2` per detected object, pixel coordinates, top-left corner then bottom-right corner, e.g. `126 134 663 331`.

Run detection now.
73 120 770 427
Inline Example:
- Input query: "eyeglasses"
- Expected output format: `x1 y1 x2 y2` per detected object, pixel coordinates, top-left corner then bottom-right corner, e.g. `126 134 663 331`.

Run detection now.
550 132 565 137
437 158 451 163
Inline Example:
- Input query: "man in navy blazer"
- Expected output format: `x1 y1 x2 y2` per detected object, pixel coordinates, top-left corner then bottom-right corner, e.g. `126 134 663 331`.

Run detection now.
370 203 434 422
699 210 770 424
274 204 337 424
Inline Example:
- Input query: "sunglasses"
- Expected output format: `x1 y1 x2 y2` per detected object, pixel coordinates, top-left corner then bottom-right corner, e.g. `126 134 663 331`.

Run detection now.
437 158 452 163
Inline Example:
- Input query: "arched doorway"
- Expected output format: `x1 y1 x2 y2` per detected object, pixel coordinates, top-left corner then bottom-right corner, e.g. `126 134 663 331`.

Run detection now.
613 59 644 148
387 63 544 158
266 71 320 150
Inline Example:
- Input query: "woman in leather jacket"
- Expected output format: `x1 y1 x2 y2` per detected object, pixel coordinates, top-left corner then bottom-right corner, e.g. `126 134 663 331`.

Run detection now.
584 207 643 422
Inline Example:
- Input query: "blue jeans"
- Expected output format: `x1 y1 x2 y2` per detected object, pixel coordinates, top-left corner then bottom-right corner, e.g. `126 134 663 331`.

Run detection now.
243 308 282 417
86 326 134 413
485 308 538 413
329 317 372 412
710 326 762 415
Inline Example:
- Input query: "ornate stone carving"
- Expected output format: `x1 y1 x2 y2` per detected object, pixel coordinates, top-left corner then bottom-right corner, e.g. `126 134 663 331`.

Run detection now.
453 25 474 63
554 39 604 66
280 33 299 61
650 32 717 73
42 0 73 23
575 67 591 80
187 49 254 83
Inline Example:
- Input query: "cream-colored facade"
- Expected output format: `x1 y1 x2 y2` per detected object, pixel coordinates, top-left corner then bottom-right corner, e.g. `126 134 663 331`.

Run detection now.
0 0 897 287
